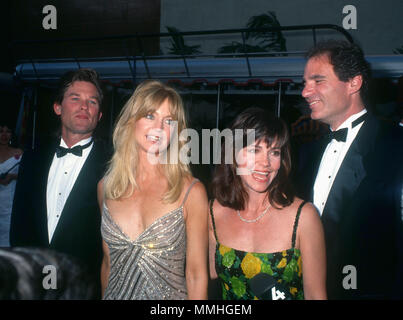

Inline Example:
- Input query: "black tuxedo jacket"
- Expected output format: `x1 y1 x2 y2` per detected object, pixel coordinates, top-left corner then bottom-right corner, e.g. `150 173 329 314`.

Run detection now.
295 114 403 299
10 138 110 283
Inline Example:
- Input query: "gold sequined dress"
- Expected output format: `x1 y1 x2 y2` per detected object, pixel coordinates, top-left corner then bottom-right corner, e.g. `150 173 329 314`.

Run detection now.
101 180 199 300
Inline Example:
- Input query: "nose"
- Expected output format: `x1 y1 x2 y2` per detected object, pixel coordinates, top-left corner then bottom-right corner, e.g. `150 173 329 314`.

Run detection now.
301 83 312 99
80 100 90 110
258 153 270 168
149 119 165 133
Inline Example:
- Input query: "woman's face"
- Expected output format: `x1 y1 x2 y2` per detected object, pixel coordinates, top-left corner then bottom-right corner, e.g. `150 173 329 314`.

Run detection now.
0 126 12 146
134 98 175 158
236 139 281 193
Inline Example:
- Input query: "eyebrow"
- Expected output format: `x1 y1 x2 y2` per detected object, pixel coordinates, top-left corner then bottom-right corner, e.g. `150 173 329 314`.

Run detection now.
250 142 280 149
154 110 174 118
305 74 326 81
67 92 100 101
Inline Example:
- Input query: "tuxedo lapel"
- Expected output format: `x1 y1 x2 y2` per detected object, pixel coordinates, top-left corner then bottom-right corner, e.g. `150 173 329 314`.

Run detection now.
50 141 102 246
322 115 378 221
36 140 59 245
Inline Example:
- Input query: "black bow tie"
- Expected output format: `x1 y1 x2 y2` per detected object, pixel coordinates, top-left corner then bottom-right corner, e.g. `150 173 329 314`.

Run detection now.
325 112 368 143
327 128 348 142
55 140 93 158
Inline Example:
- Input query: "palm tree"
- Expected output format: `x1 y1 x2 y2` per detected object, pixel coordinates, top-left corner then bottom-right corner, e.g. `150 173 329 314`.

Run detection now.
393 45 403 54
166 26 201 56
217 11 287 55
245 11 287 53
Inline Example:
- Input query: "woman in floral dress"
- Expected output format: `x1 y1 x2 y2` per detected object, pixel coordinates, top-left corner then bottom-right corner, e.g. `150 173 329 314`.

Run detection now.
208 108 326 300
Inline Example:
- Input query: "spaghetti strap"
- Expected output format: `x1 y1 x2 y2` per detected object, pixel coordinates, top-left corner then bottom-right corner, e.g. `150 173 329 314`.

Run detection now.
180 179 199 207
209 199 219 242
291 201 307 248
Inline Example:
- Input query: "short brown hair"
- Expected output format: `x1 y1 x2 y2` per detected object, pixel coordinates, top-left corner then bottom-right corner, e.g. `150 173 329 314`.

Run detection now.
54 68 104 111
306 40 371 102
211 107 294 210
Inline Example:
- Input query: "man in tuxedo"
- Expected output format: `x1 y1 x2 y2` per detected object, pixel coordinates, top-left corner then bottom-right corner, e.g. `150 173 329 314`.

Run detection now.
296 40 403 299
10 68 109 298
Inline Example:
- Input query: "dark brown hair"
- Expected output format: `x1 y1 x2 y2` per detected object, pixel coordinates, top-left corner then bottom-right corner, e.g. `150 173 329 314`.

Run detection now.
306 40 371 102
54 68 104 111
211 107 294 210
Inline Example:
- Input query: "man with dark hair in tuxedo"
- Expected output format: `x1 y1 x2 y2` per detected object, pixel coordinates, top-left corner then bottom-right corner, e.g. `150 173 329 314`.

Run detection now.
10 68 110 299
296 40 403 299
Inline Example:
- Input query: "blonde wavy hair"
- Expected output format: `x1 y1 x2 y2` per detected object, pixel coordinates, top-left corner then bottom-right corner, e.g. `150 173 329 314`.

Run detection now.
103 80 191 203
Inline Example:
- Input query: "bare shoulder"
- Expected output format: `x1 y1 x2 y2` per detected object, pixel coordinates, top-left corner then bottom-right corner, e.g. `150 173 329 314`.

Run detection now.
209 199 227 232
183 176 208 209
293 197 322 230
183 176 208 225
184 176 207 198
97 178 105 203
97 178 105 192
211 199 232 222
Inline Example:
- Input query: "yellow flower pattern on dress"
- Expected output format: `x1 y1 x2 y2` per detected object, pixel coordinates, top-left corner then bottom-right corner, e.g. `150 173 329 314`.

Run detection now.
219 244 232 256
277 257 287 268
211 200 307 300
216 246 304 300
297 255 302 277
241 253 262 279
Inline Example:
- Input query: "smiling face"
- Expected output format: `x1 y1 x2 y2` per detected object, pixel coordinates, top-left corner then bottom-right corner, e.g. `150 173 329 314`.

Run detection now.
302 55 354 130
53 81 102 143
236 139 281 194
134 98 175 156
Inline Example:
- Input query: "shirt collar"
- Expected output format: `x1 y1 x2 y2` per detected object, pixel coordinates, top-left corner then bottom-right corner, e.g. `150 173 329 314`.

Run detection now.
60 136 93 148
333 109 367 131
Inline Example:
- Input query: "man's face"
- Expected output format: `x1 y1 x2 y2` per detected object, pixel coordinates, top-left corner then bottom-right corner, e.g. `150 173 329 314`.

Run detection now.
54 81 102 140
302 55 353 130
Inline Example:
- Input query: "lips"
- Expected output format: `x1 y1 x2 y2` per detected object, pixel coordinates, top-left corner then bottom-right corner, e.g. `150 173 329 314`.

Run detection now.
146 135 162 143
307 99 321 107
251 170 270 182
75 113 89 120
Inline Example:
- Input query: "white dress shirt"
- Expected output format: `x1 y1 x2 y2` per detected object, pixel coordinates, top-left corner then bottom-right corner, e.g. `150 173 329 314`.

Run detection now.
46 137 93 242
313 109 367 216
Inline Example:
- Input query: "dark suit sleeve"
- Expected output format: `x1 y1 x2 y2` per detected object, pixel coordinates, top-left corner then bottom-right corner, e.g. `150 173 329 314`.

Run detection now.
292 139 323 202
9 149 35 246
348 123 403 298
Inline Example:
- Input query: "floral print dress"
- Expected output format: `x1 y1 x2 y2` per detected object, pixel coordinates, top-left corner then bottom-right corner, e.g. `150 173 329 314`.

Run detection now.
210 201 306 300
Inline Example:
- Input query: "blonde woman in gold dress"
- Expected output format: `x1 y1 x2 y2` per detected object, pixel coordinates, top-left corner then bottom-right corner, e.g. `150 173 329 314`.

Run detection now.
98 80 208 300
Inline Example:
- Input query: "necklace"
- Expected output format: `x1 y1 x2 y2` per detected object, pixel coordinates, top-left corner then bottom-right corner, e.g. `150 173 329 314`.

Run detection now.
237 203 271 223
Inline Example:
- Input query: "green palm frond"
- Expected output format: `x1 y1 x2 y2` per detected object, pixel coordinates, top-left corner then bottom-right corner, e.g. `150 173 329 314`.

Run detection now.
393 45 403 54
245 11 287 53
166 26 201 55
217 11 287 55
